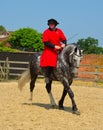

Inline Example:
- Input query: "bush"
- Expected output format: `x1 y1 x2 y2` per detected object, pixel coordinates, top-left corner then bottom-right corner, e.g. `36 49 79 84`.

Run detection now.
0 46 19 52
8 28 44 52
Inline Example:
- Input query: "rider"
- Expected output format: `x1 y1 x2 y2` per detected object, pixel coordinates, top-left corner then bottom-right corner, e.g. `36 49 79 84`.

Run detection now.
40 18 67 83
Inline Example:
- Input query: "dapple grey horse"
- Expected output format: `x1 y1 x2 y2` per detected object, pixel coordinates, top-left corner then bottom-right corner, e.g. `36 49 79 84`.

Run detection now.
18 43 83 115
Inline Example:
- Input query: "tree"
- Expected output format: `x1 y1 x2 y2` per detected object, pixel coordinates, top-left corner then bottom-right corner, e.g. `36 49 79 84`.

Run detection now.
95 46 103 54
0 25 6 34
77 37 100 54
8 28 44 52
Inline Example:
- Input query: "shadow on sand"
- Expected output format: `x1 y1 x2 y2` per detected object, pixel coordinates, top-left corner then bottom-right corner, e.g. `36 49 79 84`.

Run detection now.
22 102 73 114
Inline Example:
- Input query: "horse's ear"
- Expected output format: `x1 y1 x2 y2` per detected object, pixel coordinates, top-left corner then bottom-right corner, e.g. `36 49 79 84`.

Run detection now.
81 49 84 53
81 49 84 55
69 47 77 56
74 47 77 52
70 47 78 56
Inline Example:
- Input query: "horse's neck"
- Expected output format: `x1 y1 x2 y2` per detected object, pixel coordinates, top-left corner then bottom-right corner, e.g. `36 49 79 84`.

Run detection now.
58 52 72 78
58 51 69 68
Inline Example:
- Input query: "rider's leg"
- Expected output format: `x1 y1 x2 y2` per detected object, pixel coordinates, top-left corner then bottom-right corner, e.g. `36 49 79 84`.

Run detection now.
44 66 54 84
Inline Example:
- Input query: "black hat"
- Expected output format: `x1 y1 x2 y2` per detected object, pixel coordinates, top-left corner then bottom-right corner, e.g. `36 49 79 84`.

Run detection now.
47 19 59 26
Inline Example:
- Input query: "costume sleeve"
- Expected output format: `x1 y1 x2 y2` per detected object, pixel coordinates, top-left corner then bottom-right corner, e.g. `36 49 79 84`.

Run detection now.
44 42 55 48
59 29 67 44
42 30 49 43
42 30 55 48
61 40 67 45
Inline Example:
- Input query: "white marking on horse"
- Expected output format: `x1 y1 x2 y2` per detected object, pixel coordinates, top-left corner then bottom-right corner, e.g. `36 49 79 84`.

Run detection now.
49 92 56 106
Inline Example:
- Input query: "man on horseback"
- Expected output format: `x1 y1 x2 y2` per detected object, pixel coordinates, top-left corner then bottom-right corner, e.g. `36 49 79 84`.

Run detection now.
40 18 67 83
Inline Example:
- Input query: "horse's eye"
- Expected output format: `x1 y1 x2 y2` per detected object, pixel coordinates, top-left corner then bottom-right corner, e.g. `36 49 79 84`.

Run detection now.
74 59 76 62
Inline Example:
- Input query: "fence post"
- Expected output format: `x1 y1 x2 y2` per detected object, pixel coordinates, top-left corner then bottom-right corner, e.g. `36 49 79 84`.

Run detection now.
0 64 5 79
94 66 98 87
5 57 9 80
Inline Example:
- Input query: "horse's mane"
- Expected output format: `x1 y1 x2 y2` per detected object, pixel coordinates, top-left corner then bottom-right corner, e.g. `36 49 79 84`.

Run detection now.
62 43 78 54
59 43 78 61
57 43 76 73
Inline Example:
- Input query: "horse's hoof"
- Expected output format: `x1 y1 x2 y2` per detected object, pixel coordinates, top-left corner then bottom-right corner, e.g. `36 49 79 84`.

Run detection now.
28 99 33 105
58 105 64 110
72 110 80 115
51 104 57 109
18 86 22 91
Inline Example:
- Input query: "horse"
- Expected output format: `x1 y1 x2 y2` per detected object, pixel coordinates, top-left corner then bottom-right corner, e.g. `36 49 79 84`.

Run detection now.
18 43 83 115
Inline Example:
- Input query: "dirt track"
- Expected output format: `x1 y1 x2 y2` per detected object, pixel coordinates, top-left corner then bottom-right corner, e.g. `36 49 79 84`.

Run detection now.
0 80 103 130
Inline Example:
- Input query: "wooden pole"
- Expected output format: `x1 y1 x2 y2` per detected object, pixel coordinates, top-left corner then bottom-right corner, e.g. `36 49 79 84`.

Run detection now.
5 57 9 80
94 66 98 87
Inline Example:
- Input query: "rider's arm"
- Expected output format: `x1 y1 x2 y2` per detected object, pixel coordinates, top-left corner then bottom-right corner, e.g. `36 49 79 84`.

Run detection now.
44 42 55 48
61 40 67 45
44 42 61 50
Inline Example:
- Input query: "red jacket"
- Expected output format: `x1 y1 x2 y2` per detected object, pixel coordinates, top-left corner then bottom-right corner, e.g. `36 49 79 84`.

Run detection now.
40 28 66 67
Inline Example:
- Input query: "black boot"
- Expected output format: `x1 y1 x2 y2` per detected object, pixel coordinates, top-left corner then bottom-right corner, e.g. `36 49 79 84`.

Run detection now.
44 67 53 84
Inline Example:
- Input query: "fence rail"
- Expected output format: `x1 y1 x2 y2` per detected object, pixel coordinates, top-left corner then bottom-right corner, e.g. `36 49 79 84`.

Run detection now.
0 57 29 80
0 57 103 85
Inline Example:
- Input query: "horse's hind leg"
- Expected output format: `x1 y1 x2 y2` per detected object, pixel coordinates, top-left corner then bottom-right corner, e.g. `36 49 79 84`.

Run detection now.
45 81 56 107
29 75 37 101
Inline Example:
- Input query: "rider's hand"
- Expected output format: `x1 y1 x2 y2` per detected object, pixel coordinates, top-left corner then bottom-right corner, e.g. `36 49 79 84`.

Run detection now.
55 45 61 50
61 44 66 48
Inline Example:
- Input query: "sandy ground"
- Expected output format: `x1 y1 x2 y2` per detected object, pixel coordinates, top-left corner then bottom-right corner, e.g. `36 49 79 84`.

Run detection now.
0 80 103 130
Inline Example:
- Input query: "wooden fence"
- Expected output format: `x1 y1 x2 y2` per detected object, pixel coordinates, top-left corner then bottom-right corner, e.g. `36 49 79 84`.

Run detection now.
0 57 103 86
0 57 29 80
0 57 103 87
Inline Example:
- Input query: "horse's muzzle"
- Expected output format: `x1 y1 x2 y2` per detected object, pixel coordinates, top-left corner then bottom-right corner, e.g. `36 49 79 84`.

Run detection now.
71 72 78 78
71 68 78 78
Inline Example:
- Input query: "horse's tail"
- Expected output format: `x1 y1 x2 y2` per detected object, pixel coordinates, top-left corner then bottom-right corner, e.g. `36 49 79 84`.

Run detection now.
18 69 30 91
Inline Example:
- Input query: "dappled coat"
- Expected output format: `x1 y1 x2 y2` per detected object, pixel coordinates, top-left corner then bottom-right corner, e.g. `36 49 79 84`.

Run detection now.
40 28 66 67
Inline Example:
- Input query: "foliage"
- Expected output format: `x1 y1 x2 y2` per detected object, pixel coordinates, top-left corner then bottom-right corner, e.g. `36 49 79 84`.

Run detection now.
0 40 7 47
0 46 19 52
77 37 103 54
0 25 6 34
95 46 103 54
8 28 44 52
1 25 103 53
0 40 18 52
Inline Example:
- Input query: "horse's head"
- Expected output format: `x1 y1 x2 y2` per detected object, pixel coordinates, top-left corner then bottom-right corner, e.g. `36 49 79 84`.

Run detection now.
61 43 83 78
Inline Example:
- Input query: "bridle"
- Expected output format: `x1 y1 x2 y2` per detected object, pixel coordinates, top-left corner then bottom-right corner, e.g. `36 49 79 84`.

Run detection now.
69 49 82 69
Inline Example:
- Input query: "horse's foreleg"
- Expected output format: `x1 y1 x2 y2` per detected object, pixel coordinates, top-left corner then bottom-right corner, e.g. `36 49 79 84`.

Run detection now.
58 88 67 109
59 79 73 109
45 81 56 107
62 78 80 115
67 88 80 115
